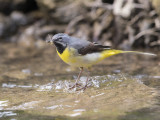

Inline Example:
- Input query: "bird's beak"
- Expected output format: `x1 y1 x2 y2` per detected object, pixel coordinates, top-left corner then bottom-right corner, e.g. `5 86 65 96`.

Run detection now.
46 39 54 45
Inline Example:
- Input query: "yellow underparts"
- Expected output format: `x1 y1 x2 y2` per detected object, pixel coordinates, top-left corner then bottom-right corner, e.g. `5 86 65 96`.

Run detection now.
100 49 124 61
57 48 125 67
57 47 77 65
57 48 155 68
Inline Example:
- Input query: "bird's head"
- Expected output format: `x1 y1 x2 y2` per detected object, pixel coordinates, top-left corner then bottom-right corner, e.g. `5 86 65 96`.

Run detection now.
46 33 70 54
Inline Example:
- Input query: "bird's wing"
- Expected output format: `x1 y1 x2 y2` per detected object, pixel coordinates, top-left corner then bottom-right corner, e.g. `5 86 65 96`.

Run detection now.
77 43 111 55
69 37 110 55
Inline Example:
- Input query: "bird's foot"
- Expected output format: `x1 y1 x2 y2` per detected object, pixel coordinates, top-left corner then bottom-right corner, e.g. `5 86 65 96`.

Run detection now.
77 84 88 91
69 82 81 90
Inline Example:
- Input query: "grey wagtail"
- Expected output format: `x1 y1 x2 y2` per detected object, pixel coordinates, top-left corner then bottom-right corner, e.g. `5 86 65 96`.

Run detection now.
46 33 156 90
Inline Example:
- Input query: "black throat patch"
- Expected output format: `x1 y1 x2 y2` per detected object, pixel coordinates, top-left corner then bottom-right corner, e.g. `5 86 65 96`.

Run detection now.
54 42 67 54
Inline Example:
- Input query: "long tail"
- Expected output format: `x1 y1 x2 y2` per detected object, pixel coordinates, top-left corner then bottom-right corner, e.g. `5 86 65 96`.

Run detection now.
100 49 156 60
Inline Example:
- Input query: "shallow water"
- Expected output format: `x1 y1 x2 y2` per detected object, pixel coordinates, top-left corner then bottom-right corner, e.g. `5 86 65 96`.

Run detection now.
0 43 160 120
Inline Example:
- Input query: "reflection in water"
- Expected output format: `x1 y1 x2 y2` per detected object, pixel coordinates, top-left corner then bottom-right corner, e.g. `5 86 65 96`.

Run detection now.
2 83 17 88
2 83 33 88
45 104 72 110
68 112 82 117
0 101 8 110
0 43 159 119
21 69 31 75
0 111 17 118
91 93 105 98
2 74 141 91
37 82 54 91
7 101 40 110
70 109 86 117
73 109 86 112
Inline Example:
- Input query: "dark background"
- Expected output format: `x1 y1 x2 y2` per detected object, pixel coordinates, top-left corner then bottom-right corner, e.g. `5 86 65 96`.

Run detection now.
0 0 160 50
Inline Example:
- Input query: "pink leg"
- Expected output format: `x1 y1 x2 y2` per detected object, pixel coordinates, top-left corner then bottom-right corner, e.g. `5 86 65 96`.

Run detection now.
69 67 83 89
79 70 90 91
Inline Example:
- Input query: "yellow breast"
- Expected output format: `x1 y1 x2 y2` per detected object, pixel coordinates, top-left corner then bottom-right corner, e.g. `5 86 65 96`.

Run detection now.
57 47 78 65
56 47 102 68
56 47 153 68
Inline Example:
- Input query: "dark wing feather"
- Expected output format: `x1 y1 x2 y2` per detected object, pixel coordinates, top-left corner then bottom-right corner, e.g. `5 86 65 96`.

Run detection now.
68 36 110 55
78 43 110 55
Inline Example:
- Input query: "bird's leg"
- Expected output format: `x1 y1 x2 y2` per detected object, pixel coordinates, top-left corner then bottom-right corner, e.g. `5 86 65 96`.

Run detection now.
69 67 83 89
79 68 91 91
85 71 90 86
75 67 83 85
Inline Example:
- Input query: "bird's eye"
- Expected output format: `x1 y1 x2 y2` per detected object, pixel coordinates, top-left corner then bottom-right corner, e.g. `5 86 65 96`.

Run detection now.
58 37 63 41
59 37 62 39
